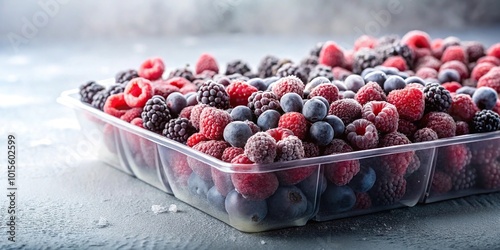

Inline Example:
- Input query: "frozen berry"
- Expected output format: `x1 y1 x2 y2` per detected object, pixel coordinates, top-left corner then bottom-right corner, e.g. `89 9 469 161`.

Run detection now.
278 112 308 140
383 75 406 94
247 78 267 91
323 115 345 138
430 170 452 194
276 135 304 161
225 190 268 224
451 166 477 191
163 118 195 144
318 41 345 68
362 101 399 134
437 144 471 175
186 132 207 147
91 84 124 110
199 107 232 140
223 121 253 148
363 70 387 87
266 127 294 141
230 105 254 122
231 172 278 200
124 78 154 108
188 172 213 198
438 69 461 84
226 80 258 107
276 166 316 186
382 56 408 71
377 132 414 177
168 66 195 82
138 57 165 81
221 147 244 163
472 86 498 110
115 69 139 84
141 95 171 133
423 82 452 112
369 174 406 205
472 109 500 133
80 81 105 104
207 186 226 212
103 93 130 118
309 121 334 146
354 81 387 106
323 139 361 186
456 121 470 135
405 76 426 85
280 92 304 113
416 67 438 80
348 166 376 193
258 55 280 78
328 99 362 124
346 119 379 150
272 75 304 99
456 86 476 96
302 98 328 122
244 132 277 164
387 87 425 122
471 62 495 81
441 45 467 63
477 56 500 66
320 184 356 213
247 91 281 117
225 60 252 76
487 43 500 59
413 128 438 142
477 66 500 93
196 80 230 109
165 92 187 117
439 60 469 80
257 109 281 131
309 83 339 104
267 186 308 220
195 53 219 74
344 74 365 93
188 140 229 180
477 161 500 189
421 112 456 138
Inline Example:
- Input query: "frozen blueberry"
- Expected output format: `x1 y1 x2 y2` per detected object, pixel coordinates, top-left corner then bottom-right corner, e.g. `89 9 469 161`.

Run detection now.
257 109 281 131
248 78 267 91
364 70 387 87
303 98 328 122
223 121 253 148
425 78 439 84
344 74 365 92
280 92 304 113
472 87 498 110
225 190 267 225
231 105 254 121
323 115 345 137
166 92 187 116
384 75 406 93
375 66 399 75
348 166 376 193
184 92 198 106
405 76 426 85
265 76 280 91
311 96 329 111
438 69 461 83
332 80 347 92
456 86 476 96
207 186 227 213
297 173 327 201
397 71 409 79
309 121 334 146
305 76 331 92
217 76 232 87
188 173 214 199
342 90 356 99
320 184 356 213
267 186 308 220
361 68 376 78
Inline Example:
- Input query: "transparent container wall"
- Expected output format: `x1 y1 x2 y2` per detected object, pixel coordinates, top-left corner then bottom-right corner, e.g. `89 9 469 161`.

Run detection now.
424 136 500 203
158 144 321 233
315 147 434 221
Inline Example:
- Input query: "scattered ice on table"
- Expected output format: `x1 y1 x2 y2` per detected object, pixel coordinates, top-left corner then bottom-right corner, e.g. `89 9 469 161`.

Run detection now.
260 240 266 245
152 205 169 214
168 204 178 213
96 217 108 228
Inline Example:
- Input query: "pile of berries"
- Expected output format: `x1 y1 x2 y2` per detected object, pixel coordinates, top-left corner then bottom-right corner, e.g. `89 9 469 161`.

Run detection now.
80 30 500 222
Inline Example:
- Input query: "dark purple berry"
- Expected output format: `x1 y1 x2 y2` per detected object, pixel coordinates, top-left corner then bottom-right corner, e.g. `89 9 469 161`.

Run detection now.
257 109 281 131
405 76 426 85
302 98 327 122
323 115 345 138
166 92 187 117
309 121 334 146
225 190 268 225
363 70 387 87
267 186 308 220
344 74 365 92
320 184 356 213
207 186 227 213
384 75 406 93
472 87 498 110
280 92 304 113
223 121 253 148
230 105 254 121
348 166 376 193
438 69 461 83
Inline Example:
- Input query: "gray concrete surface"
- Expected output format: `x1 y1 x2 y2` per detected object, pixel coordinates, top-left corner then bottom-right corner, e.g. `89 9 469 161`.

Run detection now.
1 30 500 249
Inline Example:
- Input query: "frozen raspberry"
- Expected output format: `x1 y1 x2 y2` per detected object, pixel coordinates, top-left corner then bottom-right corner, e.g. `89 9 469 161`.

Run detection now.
431 170 452 194
477 56 500 66
421 112 456 138
354 35 378 51
151 80 180 99
138 57 165 81
309 83 340 104
266 127 294 141
278 112 308 140
441 46 467 63
343 50 355 71
332 66 351 81
199 107 232 140
221 147 245 163
382 56 408 71
477 67 500 93
472 109 500 133
439 60 469 80
124 78 154 108
103 93 130 118
369 175 406 205
401 30 431 59
416 67 438 80
449 94 479 122
189 140 230 180
415 55 442 71
477 161 500 189
276 166 316 186
245 120 260 134
230 154 254 164
244 132 277 164
92 84 125 111
354 82 386 106
362 101 399 134
431 38 444 58
412 128 438 143
165 76 195 92
328 99 362 124
130 117 144 128
163 118 195 144
397 119 417 140
186 132 207 147
196 80 230 109
272 75 304 99
441 82 462 93
211 168 233 196
377 132 413 177
276 135 304 161
79 81 105 104
451 166 477 191
346 119 379 150
354 192 372 210
423 82 452 112
455 121 470 135
120 107 142 123
487 43 500 59
405 153 421 177
189 104 210 130
231 172 279 200
247 91 281 117
323 139 360 186
167 152 192 187
437 144 471 175
471 62 495 82
226 80 258 107
387 87 425 122
318 41 345 68
303 141 320 158
195 53 219 74
469 139 500 165
179 105 194 119
464 41 485 63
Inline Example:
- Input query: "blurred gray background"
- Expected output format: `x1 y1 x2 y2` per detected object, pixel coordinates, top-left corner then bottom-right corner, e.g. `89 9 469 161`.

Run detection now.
1 0 499 42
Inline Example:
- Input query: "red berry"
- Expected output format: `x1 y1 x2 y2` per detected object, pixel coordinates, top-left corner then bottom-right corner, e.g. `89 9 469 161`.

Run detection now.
226 80 258 107
179 105 194 119
420 112 456 138
354 82 386 106
449 94 479 122
103 93 131 118
278 112 308 140
387 87 425 122
266 127 294 141
332 66 352 80
123 78 154 108
471 62 495 81
130 117 144 128
318 41 345 68
272 75 304 99
377 132 413 177
469 139 500 165
138 57 165 80
328 98 362 124
199 107 232 140
382 56 408 71
190 104 210 130
477 66 500 93
439 60 469 80
346 119 379 150
477 55 500 66
309 83 340 104
402 30 431 50
211 168 234 196
323 139 360 186
221 147 245 163
188 140 229 180
441 45 467 63
416 67 438 79
431 170 452 194
354 35 378 51
302 141 320 158
231 172 279 200
413 128 438 143
151 80 180 99
276 166 316 186
362 101 399 134
441 81 462 93
120 107 142 122
354 192 372 210
244 132 277 164
195 53 219 74
230 154 254 164
455 121 470 135
369 174 406 205
169 153 192 187
437 144 471 175
186 132 208 147
478 161 500 189
406 153 421 176
487 43 500 59
165 76 191 89
415 55 442 71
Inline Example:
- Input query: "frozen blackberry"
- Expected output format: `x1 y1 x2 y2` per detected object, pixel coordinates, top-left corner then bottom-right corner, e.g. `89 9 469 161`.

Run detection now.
163 118 195 144
310 42 324 57
247 91 281 117
168 66 195 82
79 81 105 104
423 83 452 112
451 166 477 191
300 55 319 68
91 84 125 110
352 49 382 74
308 64 334 82
257 55 280 78
196 80 230 109
115 69 139 84
272 58 294 76
225 60 252 76
377 35 400 47
276 63 310 85
472 110 500 133
377 44 414 69
141 95 171 133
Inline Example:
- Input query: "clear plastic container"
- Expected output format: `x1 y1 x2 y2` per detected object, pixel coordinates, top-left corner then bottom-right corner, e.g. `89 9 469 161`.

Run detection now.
58 84 500 232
